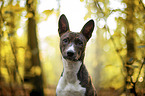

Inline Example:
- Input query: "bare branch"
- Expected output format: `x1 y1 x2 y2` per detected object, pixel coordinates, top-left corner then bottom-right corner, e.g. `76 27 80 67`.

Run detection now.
94 0 125 66
8 37 27 95
4 56 15 96
95 1 105 16
108 9 126 17
0 0 5 23
135 58 145 84
139 0 145 10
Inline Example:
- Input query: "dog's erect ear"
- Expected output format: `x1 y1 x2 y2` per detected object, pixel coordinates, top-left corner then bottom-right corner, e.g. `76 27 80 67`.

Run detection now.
58 14 70 36
81 20 94 41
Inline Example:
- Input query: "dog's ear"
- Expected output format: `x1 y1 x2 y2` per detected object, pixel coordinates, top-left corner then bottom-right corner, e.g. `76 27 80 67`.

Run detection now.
81 20 94 41
58 14 70 36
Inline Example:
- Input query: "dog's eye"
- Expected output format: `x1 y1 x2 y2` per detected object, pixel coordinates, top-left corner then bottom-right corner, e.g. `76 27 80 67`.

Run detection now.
76 39 83 45
63 38 69 44
78 41 83 45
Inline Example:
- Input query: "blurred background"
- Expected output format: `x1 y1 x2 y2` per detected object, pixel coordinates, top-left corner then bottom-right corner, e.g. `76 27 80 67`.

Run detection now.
0 0 145 96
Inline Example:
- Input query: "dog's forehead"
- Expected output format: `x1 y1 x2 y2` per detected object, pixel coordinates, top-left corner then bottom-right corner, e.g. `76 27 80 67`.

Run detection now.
61 32 78 38
61 32 86 41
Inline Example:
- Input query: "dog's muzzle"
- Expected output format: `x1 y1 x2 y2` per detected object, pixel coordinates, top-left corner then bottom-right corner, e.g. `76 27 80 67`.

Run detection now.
63 50 78 61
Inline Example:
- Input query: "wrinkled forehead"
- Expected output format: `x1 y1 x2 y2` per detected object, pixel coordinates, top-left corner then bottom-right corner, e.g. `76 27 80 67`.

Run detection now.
60 31 87 42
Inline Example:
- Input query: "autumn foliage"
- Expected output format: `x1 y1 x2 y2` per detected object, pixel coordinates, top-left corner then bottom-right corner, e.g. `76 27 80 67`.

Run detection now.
0 0 145 96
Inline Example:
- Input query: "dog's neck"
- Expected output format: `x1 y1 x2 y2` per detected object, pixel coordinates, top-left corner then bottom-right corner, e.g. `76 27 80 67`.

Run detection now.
62 57 82 83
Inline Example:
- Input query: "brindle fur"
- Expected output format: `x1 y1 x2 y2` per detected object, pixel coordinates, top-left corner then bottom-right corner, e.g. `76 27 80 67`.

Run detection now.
56 14 97 96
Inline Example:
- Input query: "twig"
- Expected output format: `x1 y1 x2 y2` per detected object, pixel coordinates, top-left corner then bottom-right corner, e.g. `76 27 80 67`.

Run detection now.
135 58 145 84
95 1 105 16
4 56 15 96
139 0 145 10
9 37 27 96
0 0 5 23
108 9 125 17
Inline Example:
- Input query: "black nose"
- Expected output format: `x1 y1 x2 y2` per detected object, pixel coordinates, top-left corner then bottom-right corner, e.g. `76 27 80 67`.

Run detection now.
67 51 74 57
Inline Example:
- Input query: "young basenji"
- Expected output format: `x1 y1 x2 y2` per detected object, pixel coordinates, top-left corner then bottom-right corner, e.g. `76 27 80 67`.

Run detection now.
56 14 97 96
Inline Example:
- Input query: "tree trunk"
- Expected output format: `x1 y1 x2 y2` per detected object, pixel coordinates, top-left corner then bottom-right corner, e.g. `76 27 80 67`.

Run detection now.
25 0 44 96
124 1 137 95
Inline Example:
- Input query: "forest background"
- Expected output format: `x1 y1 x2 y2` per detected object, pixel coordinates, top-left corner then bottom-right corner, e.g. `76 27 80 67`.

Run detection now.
0 0 145 96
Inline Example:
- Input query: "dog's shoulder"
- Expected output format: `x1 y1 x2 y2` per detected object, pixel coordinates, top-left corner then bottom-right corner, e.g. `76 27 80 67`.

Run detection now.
77 63 89 86
78 64 97 96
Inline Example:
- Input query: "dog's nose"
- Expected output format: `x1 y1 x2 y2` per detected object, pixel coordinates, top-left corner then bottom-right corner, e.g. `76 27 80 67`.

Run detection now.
67 51 74 57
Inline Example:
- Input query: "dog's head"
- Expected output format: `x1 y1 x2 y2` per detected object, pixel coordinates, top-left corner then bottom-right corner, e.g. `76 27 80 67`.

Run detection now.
58 14 94 61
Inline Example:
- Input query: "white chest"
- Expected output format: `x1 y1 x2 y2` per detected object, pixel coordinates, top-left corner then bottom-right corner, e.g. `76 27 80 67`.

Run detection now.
56 77 86 96
56 58 86 96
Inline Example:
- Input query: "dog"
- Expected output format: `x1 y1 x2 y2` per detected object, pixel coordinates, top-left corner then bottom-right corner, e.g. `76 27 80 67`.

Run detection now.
56 14 97 96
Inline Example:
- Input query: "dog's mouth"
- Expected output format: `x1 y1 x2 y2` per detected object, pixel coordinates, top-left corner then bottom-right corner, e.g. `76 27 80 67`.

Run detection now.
63 55 78 61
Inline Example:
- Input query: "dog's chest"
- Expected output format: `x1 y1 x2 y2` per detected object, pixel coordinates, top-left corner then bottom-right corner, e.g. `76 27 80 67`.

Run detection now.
56 58 86 96
56 77 86 96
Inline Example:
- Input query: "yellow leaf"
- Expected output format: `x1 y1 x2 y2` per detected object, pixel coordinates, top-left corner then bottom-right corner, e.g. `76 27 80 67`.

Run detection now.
31 66 41 76
25 12 33 18
80 0 84 2
41 9 54 20
35 66 41 76
42 9 54 16
129 24 133 30
28 0 33 4
12 4 25 13
84 14 91 20
1 4 25 14
134 0 139 6
126 83 133 89
113 32 121 37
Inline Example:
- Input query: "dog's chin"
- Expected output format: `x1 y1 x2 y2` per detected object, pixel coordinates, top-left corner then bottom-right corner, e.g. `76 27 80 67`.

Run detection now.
63 56 78 62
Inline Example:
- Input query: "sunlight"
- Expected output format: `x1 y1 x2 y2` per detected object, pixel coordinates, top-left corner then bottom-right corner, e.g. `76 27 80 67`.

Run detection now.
109 0 126 10
37 0 58 39
103 31 110 40
60 0 87 32
17 28 23 37
38 14 57 39
103 44 110 52
37 0 58 13
38 0 88 39
136 28 142 36
98 18 105 28
143 0 145 4
107 13 117 30
139 77 143 82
